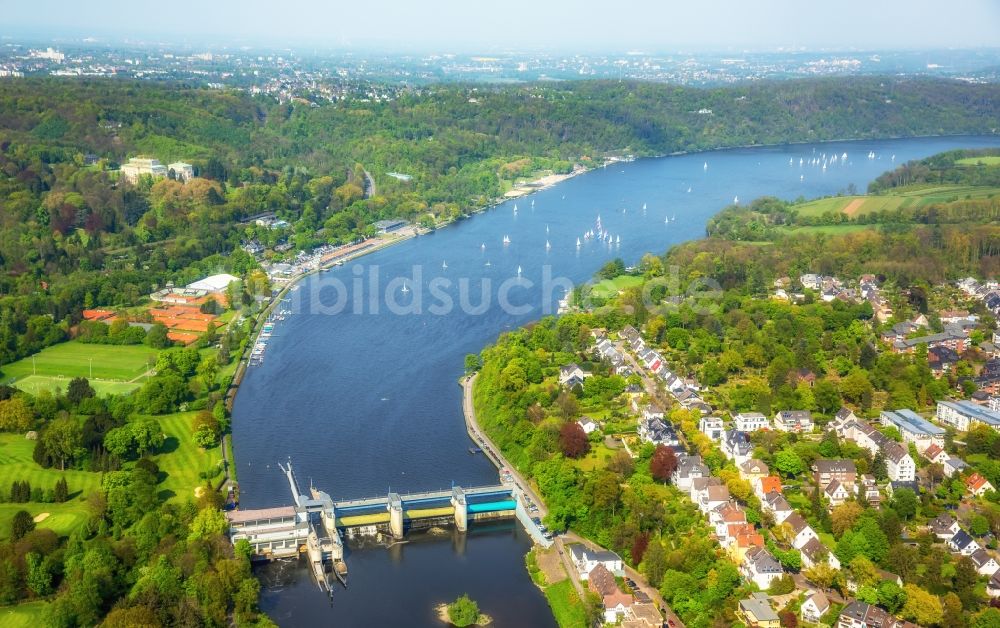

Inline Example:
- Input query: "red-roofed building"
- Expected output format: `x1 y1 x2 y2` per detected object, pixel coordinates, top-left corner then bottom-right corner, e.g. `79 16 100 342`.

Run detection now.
967 473 995 497
755 476 783 500
82 309 116 321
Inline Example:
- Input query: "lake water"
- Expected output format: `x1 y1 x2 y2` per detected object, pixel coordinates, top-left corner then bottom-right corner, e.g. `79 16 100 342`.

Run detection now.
233 135 1000 626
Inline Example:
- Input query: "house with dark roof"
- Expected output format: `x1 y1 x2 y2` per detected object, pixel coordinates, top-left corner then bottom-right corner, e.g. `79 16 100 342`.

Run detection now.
813 459 857 493
741 547 784 590
762 491 793 524
948 530 981 556
559 363 588 388
784 512 819 550
970 548 1000 576
800 537 841 570
722 430 753 464
837 600 916 628
929 513 960 539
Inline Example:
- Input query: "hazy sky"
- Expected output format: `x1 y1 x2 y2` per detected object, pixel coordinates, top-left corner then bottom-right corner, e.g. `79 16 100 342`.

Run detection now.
6 0 1000 51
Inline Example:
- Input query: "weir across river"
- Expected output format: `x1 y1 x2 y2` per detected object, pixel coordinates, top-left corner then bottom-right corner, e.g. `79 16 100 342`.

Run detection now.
224 462 520 594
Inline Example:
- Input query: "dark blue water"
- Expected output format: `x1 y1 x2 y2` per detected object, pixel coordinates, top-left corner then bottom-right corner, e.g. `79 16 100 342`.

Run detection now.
234 135 1000 626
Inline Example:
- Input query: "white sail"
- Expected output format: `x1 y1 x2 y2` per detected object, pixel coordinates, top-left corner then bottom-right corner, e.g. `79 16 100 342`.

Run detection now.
576 237 581 247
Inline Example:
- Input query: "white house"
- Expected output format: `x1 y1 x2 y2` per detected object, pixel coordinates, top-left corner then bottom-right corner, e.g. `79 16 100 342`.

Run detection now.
774 410 814 433
167 161 195 181
948 530 981 556
577 417 599 435
824 480 852 507
699 416 725 441
722 430 753 465
741 547 784 590
559 363 588 387
784 513 819 550
734 412 770 432
883 442 915 483
989 571 1000 598
929 513 960 540
762 491 793 524
970 549 1000 576
569 545 624 579
672 455 709 491
800 537 841 571
801 590 830 624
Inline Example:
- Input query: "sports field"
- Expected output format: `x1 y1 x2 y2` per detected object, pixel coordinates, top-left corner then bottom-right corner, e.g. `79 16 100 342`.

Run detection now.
0 433 102 498
1 341 157 394
794 184 1000 218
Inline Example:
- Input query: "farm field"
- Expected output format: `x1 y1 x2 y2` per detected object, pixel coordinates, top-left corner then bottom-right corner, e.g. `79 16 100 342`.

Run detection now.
794 184 1000 218
1 341 158 390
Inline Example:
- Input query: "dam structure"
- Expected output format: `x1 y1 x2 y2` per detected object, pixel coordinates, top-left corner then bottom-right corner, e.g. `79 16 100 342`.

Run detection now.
224 462 520 593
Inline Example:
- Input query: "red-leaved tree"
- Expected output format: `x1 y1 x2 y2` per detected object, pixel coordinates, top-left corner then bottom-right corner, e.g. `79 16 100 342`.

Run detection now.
650 445 678 483
559 422 590 458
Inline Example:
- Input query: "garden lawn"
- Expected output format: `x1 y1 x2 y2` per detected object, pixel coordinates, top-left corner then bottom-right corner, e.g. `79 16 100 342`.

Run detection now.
572 441 616 473
0 601 49 627
1 341 158 383
589 275 643 299
956 156 1000 166
150 411 223 503
543 579 589 628
0 433 102 498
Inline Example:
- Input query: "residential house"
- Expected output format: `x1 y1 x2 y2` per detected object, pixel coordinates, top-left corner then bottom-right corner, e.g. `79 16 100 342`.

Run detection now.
577 417 600 435
559 363 588 387
672 455 709 491
784 512 819 550
970 549 1000 576
813 459 858 493
728 525 766 563
922 443 949 465
587 564 633 624
638 416 678 447
929 513 960 539
989 571 1000 598
836 419 884 456
643 405 665 421
741 547 784 590
699 485 731 515
801 590 830 624
824 480 852 507
928 345 961 375
937 399 1000 432
879 409 945 449
940 309 976 325
944 457 969 478
699 416 725 441
762 491 793 524
622 325 644 351
800 537 841 571
830 407 859 433
737 594 780 628
739 460 770 483
948 530 982 556
722 430 753 464
689 477 723 506
859 475 881 508
891 327 967 354
712 501 748 540
735 412 771 432
569 545 624 579
120 156 168 182
837 600 916 628
883 442 916 483
755 476 783 501
774 410 814 433
167 161 194 182
968 473 996 497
